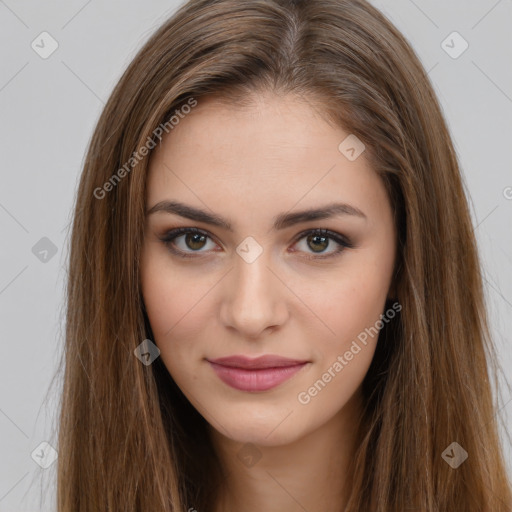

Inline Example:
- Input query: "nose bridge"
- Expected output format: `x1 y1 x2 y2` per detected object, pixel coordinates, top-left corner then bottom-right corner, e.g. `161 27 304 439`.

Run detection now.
233 234 274 296
220 244 286 336
235 247 271 298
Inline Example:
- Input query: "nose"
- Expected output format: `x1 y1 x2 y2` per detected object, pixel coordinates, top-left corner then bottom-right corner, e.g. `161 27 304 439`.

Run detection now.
219 250 289 339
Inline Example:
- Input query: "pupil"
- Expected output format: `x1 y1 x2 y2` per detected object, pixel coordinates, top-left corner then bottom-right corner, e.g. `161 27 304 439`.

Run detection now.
309 234 328 253
186 233 206 250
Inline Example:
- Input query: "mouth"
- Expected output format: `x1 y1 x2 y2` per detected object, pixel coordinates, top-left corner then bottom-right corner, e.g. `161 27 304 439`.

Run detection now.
206 355 310 392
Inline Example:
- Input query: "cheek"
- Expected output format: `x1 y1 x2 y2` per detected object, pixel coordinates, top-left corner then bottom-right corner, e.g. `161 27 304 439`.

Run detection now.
301 261 389 397
141 245 197 334
140 250 215 372
297 341 375 434
141 268 176 338
297 282 384 425
305 263 390 345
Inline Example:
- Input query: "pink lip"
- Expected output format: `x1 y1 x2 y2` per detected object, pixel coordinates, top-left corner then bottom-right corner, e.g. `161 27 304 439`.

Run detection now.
208 355 308 369
207 355 309 392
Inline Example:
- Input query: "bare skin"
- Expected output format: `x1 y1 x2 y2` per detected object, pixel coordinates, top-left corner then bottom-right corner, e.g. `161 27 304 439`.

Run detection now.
140 91 397 512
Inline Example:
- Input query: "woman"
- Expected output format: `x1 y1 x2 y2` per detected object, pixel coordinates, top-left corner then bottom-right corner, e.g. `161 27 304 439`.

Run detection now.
57 0 512 510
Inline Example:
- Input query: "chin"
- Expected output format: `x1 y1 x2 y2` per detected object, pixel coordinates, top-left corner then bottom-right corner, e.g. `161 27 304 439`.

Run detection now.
207 411 308 448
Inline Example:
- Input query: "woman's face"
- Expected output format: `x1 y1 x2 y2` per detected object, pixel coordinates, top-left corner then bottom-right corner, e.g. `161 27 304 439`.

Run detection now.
140 92 397 446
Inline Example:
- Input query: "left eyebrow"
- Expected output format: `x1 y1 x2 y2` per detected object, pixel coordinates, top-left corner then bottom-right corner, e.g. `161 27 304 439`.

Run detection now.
146 200 367 231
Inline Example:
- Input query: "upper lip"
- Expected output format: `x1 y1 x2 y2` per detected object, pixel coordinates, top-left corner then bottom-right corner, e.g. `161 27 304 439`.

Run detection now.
207 355 309 369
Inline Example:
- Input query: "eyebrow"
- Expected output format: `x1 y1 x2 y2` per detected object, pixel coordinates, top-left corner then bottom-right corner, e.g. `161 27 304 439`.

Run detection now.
146 200 367 231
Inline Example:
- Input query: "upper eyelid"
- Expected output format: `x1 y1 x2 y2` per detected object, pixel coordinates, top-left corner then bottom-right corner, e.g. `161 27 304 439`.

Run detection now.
160 226 352 250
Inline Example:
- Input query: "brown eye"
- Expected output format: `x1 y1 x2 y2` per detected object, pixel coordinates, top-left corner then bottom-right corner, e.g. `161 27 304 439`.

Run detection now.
160 227 217 258
160 227 354 260
306 233 329 253
292 229 353 259
183 232 208 251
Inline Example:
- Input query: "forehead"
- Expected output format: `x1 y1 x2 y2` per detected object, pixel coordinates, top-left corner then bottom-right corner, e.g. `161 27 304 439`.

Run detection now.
146 93 390 227
152 93 345 168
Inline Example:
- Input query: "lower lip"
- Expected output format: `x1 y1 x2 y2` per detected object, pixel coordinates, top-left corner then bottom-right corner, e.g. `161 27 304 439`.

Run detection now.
208 361 308 392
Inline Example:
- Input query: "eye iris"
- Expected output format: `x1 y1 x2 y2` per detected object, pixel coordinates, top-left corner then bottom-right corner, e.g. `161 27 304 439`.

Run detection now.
307 234 329 253
186 233 207 250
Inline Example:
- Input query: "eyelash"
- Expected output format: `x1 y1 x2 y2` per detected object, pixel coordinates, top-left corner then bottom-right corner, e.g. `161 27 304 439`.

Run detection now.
159 227 354 260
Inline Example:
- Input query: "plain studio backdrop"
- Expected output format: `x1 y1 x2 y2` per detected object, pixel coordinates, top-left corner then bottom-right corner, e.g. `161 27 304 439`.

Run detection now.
0 0 511 510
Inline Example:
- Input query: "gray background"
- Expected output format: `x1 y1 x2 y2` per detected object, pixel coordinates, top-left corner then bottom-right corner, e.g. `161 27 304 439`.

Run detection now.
0 0 511 510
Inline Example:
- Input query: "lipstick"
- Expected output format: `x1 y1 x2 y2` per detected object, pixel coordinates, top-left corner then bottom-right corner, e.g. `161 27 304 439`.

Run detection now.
207 355 309 392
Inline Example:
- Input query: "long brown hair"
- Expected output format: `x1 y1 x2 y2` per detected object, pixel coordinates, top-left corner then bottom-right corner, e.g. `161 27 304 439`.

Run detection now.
55 0 512 510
